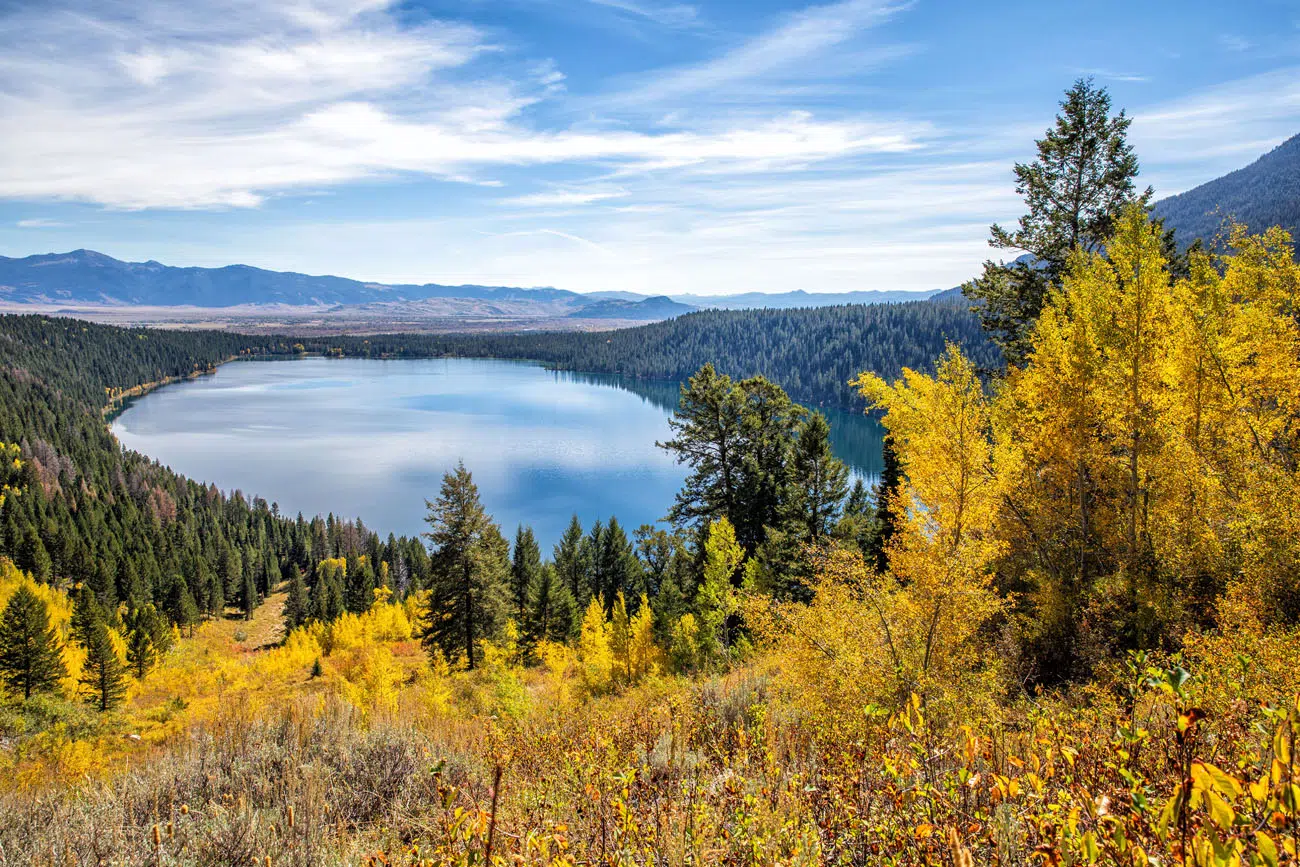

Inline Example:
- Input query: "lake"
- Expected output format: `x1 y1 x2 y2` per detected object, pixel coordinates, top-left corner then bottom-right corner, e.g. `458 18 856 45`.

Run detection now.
111 357 883 550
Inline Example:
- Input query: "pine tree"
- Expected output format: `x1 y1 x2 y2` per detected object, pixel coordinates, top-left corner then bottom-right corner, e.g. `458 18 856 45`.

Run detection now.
240 570 258 621
69 583 105 647
510 525 542 620
80 620 127 712
590 517 641 612
165 577 200 637
964 78 1149 364
344 558 376 614
865 433 901 574
659 364 747 535
124 604 170 679
523 563 575 647
553 515 590 606
283 564 310 632
0 585 67 699
420 462 510 670
786 412 850 542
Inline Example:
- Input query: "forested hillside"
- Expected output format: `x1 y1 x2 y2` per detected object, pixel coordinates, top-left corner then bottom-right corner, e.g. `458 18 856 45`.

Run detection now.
1154 131 1300 250
0 316 435 637
322 297 998 410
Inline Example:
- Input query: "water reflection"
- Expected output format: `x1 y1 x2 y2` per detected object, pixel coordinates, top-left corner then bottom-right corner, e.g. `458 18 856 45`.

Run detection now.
112 358 882 550
551 370 884 479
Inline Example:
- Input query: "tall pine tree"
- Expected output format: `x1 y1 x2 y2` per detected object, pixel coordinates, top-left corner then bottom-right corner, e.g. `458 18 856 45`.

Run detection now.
420 463 510 670
964 78 1148 364
0 585 66 700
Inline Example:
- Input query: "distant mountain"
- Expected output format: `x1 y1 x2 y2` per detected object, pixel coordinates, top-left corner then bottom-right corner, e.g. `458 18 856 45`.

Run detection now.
568 295 697 320
671 288 936 309
0 249 585 309
0 249 936 315
1154 133 1300 249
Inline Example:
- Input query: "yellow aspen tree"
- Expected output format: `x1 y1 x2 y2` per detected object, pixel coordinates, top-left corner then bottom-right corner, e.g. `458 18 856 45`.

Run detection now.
627 595 661 681
576 597 613 693
853 346 1005 713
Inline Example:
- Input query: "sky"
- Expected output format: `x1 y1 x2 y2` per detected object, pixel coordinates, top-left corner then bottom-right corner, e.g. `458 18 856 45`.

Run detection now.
0 0 1297 296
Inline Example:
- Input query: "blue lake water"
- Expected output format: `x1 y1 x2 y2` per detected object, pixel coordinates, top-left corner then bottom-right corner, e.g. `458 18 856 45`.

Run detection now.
111 357 882 550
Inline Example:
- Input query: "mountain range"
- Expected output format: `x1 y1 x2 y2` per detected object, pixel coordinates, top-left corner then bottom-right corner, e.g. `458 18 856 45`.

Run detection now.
0 249 936 319
1 132 1295 322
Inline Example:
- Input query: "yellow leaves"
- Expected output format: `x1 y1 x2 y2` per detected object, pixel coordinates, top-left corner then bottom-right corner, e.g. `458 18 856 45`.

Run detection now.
577 598 614 694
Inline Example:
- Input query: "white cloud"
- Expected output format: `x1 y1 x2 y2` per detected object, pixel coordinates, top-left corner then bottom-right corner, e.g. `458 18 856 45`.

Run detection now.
1132 66 1300 193
585 0 699 28
613 0 909 106
0 0 923 210
502 189 631 207
16 218 71 228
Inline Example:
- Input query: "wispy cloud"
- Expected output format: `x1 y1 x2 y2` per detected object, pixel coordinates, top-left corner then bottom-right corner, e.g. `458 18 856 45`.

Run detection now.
0 0 922 209
1132 66 1300 192
585 0 699 28
1077 68 1148 83
1219 34 1252 52
611 0 911 106
16 218 71 228
502 188 631 207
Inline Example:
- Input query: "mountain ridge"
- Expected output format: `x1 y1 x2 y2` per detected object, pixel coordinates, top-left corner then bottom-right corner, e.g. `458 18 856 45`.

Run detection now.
1153 132 1300 250
0 249 938 313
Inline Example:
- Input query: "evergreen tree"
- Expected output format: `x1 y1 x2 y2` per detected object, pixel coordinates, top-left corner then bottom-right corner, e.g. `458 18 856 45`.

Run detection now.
80 620 127 712
523 563 576 647
964 78 1148 364
283 564 310 632
590 517 642 612
786 411 850 542
124 604 169 679
659 364 747 536
510 525 542 621
0 585 66 699
310 566 344 623
553 515 590 606
239 570 258 621
734 376 802 554
420 463 510 670
164 577 198 636
865 433 902 574
344 558 376 613
69 582 104 648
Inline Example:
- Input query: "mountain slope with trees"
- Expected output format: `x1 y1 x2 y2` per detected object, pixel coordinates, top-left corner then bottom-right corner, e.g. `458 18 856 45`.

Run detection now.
1154 131 1300 249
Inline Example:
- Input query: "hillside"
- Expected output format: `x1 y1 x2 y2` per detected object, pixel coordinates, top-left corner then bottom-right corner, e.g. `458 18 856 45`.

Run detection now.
564 294 697 319
1154 131 1300 247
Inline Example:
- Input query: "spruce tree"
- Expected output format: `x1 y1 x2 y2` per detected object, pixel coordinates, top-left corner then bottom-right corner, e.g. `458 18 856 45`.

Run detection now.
510 526 542 621
283 565 310 632
344 558 376 613
553 515 590 607
964 78 1148 364
0 585 67 700
420 463 510 670
786 411 850 542
523 563 575 648
866 433 902 574
123 604 170 679
80 620 127 712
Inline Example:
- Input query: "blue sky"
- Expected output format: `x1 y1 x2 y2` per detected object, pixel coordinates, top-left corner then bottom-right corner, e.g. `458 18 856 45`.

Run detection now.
0 0 1297 295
